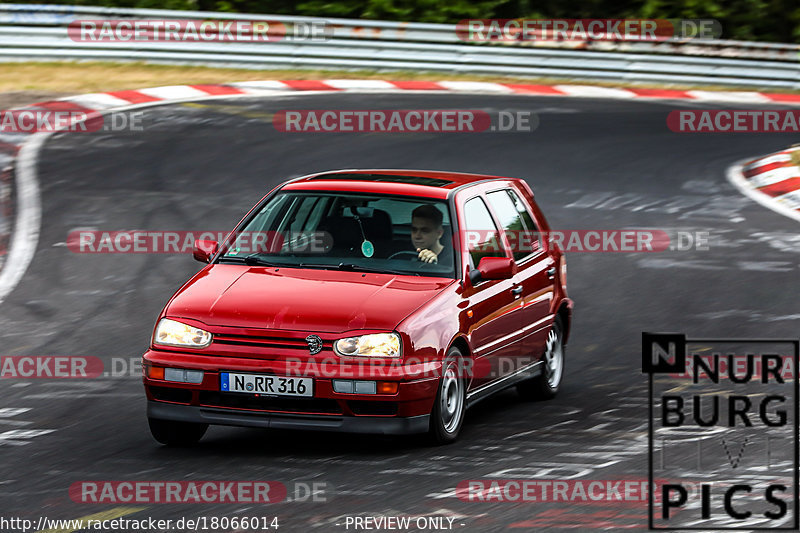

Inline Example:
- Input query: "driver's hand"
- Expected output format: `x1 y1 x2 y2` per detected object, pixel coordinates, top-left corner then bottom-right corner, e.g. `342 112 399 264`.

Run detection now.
417 248 438 263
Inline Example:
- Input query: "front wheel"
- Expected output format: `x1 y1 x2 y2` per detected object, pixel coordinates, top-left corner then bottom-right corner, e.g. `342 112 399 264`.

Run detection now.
148 417 208 446
517 316 565 400
428 347 466 444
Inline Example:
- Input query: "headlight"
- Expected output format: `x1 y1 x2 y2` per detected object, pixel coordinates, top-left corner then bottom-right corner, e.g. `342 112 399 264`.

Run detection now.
334 333 401 358
153 318 212 348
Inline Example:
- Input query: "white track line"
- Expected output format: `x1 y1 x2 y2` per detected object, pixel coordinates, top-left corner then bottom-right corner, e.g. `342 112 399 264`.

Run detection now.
727 159 800 224
0 133 42 305
0 89 310 305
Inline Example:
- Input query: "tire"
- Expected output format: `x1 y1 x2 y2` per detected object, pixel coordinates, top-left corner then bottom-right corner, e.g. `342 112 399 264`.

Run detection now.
428 347 467 444
148 417 208 446
517 316 565 401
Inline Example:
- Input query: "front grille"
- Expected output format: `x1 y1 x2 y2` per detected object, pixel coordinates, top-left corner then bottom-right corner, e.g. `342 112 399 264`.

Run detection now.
149 386 193 404
198 391 342 415
213 333 318 350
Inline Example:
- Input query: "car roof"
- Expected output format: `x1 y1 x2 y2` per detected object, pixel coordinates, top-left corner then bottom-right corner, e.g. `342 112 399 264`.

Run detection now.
281 169 517 199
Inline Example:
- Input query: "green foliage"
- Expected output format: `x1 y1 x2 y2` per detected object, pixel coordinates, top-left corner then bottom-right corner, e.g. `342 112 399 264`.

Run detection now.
9 0 800 42
359 0 512 22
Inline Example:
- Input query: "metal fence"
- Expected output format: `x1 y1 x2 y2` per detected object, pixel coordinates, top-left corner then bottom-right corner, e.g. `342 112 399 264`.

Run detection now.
0 3 798 89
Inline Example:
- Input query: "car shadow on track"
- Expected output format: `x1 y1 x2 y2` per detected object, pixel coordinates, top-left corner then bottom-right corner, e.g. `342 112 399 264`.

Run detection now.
141 388 557 458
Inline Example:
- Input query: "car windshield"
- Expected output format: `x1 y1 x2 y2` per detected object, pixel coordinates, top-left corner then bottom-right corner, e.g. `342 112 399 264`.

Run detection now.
219 191 457 278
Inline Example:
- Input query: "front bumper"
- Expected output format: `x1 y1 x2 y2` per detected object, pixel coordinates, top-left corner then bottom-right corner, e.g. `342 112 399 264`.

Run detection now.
148 400 430 435
143 348 440 433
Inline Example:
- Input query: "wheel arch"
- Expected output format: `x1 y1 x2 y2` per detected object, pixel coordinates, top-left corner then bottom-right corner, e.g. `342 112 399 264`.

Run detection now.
448 335 473 387
556 299 573 345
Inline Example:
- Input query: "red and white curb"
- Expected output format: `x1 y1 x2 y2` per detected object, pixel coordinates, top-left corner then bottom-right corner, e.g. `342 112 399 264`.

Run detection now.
65 80 800 105
5 80 800 117
728 148 800 223
2 80 799 134
1 78 800 302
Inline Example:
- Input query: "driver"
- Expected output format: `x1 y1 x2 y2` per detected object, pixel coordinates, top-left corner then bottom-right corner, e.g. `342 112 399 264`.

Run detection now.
411 204 449 264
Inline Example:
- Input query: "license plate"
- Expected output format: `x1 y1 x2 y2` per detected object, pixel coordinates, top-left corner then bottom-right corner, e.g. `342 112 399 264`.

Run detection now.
220 372 313 397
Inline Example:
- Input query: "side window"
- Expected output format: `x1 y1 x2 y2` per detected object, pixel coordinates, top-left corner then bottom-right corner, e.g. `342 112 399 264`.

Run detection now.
225 194 291 256
463 197 507 268
246 194 291 234
507 189 538 231
487 189 541 261
304 196 329 231
508 189 542 257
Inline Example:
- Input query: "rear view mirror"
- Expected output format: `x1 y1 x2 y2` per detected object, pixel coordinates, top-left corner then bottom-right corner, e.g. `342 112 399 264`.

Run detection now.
193 239 219 263
350 206 375 218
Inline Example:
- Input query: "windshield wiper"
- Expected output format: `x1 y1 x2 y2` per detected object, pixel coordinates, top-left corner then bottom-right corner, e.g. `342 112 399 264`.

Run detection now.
334 263 419 276
244 254 283 267
295 262 338 270
218 254 281 267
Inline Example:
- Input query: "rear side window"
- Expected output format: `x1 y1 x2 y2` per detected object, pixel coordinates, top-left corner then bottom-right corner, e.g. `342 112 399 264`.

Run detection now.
463 197 506 268
508 189 538 233
486 189 540 261
288 196 324 233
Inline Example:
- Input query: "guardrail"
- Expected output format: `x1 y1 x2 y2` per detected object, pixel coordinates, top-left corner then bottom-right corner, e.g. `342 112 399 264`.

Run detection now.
0 3 798 89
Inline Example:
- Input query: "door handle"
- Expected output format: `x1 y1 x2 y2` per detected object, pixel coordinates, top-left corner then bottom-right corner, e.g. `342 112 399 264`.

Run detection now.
547 266 556 278
511 285 523 295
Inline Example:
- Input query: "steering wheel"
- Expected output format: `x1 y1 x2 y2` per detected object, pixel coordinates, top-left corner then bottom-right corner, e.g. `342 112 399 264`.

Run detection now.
387 250 421 261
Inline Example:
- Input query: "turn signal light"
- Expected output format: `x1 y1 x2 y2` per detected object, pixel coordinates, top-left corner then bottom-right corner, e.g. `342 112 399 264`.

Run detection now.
377 382 399 394
147 365 165 380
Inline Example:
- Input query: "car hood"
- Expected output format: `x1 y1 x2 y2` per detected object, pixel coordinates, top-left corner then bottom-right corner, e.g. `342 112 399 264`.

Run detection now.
165 264 454 333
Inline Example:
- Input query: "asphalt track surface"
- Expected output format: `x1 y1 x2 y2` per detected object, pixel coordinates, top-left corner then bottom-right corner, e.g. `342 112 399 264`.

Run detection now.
0 92 798 532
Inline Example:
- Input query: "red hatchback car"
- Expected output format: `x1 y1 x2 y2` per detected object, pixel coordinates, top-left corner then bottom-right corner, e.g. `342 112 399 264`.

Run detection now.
143 170 572 445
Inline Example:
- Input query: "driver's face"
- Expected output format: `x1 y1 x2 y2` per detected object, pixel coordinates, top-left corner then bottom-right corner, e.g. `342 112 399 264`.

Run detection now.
411 217 442 251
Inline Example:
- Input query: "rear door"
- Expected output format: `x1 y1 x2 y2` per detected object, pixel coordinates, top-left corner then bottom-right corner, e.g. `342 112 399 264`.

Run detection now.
485 187 556 370
459 195 524 387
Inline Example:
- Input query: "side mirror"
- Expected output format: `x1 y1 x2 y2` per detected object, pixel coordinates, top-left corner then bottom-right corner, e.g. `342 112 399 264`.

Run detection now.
469 256 515 284
193 239 219 263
